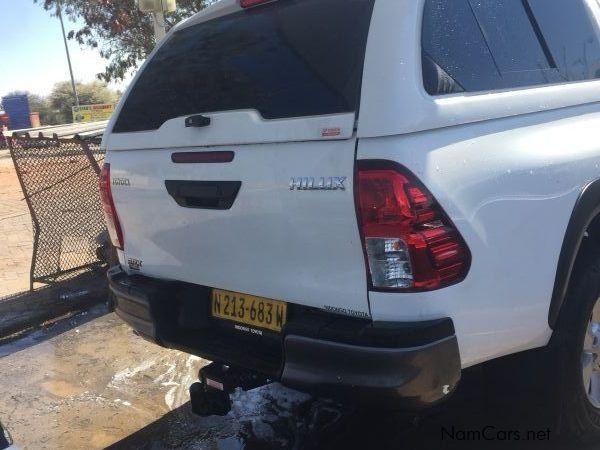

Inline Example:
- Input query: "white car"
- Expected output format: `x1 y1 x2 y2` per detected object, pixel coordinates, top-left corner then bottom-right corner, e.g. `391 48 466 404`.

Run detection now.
102 0 600 438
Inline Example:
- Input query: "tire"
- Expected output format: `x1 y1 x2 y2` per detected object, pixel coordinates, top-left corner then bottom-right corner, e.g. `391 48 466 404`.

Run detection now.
0 422 10 449
105 245 119 312
107 290 117 312
554 245 600 442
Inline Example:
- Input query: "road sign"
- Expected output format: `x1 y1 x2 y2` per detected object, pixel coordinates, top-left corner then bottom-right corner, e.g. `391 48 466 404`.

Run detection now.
72 104 115 123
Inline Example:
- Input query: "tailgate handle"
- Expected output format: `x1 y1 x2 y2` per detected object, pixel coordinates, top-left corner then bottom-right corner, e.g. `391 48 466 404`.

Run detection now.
165 180 241 210
185 114 211 128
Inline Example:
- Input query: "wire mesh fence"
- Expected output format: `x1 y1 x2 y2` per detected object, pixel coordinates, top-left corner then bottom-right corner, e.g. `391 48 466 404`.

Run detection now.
8 136 108 289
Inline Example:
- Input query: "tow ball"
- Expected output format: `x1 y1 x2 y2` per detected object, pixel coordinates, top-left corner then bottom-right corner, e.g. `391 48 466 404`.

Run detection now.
189 362 270 417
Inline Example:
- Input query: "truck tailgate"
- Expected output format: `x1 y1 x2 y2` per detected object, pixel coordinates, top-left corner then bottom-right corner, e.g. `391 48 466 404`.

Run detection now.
108 138 370 318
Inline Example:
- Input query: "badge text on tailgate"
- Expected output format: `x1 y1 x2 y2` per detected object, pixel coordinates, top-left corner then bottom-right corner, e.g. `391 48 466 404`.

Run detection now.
289 177 346 191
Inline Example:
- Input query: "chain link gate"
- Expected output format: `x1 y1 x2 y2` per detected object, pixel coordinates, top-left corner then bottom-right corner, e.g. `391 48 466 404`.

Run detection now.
8 136 108 290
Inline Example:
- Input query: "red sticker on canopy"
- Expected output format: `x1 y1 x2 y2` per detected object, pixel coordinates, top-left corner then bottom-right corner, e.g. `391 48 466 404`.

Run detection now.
321 127 342 137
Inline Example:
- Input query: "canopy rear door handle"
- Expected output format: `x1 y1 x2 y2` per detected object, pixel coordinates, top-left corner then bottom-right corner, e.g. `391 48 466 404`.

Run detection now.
165 180 241 210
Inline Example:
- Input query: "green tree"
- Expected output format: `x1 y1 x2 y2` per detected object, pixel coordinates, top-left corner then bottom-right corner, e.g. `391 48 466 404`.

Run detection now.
35 0 212 82
48 81 120 124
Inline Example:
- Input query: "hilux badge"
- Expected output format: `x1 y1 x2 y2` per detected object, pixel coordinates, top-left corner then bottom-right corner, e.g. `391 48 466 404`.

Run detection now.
290 177 346 191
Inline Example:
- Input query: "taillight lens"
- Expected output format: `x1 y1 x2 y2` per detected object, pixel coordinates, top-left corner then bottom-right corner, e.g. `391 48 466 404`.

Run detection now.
99 163 124 250
357 161 470 291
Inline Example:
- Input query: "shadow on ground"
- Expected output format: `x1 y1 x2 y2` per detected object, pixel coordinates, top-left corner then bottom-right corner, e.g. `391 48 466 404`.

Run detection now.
0 308 592 450
0 303 108 357
0 269 108 339
107 362 591 450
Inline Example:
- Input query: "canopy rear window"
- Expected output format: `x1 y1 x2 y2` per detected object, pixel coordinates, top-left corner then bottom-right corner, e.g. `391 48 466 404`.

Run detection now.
113 0 375 133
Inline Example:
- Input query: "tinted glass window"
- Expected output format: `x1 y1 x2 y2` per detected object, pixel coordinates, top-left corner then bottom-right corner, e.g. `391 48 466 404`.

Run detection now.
423 0 600 95
468 0 550 74
423 0 499 93
114 0 375 133
528 0 600 82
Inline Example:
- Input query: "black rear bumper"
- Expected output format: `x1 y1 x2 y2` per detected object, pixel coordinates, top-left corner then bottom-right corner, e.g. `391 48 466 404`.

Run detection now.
108 266 461 409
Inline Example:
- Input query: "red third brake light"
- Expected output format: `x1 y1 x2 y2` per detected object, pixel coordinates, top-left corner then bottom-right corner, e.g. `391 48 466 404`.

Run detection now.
100 163 124 250
357 161 470 291
240 0 274 8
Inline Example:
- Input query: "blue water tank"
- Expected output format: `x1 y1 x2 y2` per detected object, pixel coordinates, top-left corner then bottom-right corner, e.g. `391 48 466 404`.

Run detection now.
2 94 32 130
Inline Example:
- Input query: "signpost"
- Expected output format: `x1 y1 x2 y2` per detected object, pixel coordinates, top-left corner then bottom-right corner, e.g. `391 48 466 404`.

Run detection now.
138 0 177 43
57 0 80 110
72 104 115 123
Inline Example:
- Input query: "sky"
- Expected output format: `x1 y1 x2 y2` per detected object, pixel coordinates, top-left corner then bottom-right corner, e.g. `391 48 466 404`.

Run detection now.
0 2 130 99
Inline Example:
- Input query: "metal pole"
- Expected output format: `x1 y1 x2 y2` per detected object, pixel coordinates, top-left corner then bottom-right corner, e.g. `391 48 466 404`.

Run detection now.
152 10 167 42
57 0 80 109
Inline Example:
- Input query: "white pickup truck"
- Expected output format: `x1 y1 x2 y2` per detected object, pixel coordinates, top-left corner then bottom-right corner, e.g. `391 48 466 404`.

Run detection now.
102 0 600 439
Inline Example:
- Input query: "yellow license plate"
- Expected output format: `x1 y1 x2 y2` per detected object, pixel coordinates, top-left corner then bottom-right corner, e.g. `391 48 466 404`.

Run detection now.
211 289 288 333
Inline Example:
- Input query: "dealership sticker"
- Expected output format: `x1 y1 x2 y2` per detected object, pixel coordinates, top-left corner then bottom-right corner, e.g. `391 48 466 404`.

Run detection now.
321 127 342 137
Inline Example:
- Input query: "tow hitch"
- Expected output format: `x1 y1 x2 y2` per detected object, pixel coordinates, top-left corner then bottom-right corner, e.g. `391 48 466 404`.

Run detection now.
189 362 271 417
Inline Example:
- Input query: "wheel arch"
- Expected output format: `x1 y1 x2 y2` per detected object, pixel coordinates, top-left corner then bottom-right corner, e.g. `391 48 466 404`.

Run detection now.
549 178 600 329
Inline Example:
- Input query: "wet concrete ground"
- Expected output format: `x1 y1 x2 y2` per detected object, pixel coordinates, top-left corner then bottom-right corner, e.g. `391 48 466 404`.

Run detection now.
0 307 597 449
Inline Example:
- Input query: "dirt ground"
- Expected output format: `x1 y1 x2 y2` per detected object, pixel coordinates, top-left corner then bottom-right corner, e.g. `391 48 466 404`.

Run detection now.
0 307 310 450
0 150 33 298
0 306 597 450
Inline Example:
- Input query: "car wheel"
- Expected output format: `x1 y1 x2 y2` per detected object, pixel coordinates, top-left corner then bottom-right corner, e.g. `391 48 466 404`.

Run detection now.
557 247 600 442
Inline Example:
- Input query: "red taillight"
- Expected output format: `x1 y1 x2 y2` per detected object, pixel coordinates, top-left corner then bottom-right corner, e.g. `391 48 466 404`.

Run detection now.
357 161 470 291
100 163 124 250
240 0 274 8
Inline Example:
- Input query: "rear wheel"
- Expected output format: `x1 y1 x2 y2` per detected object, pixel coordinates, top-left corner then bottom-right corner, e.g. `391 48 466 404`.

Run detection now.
555 247 600 441
105 245 119 312
581 300 600 410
